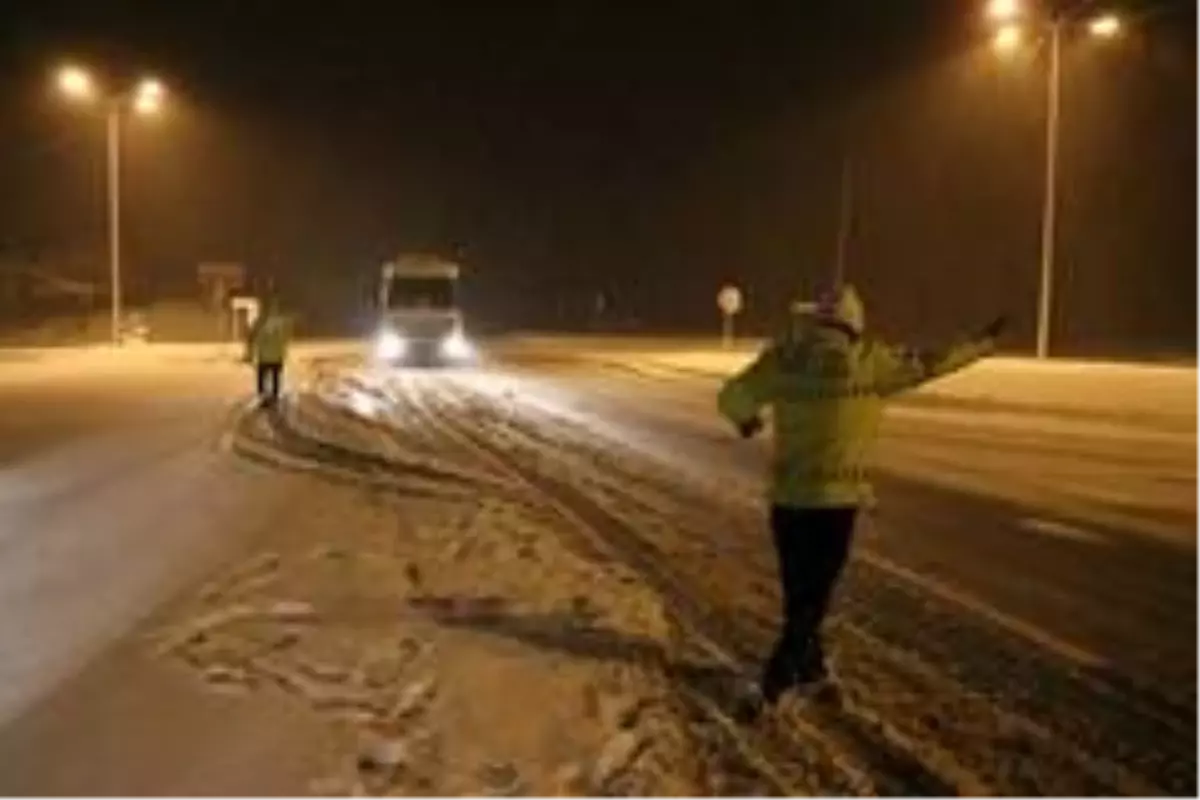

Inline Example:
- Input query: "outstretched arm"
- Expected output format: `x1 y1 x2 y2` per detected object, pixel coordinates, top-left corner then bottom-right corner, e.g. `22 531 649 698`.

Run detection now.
872 316 1007 396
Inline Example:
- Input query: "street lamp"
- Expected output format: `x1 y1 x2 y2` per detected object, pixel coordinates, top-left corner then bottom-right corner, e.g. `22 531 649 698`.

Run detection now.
985 5 1123 359
992 24 1023 54
987 0 1022 22
55 64 168 345
133 78 165 116
137 78 165 100
1089 14 1122 38
57 65 95 101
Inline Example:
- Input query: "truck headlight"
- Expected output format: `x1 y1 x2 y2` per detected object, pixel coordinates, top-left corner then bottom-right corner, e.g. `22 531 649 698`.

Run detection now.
375 330 407 360
441 331 473 360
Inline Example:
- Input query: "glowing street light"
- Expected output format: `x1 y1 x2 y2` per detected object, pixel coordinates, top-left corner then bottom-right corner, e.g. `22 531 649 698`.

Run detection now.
134 81 165 116
984 5 1128 359
987 0 1022 22
53 63 170 345
1089 13 1122 38
133 92 162 116
57 65 94 101
138 77 164 97
992 24 1023 54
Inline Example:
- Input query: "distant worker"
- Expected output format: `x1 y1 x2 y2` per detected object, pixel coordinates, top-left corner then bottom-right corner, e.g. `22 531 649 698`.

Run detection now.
718 284 1006 715
245 297 292 407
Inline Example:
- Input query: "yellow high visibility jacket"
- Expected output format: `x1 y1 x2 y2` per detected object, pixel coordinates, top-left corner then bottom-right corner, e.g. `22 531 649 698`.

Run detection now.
247 311 292 364
718 325 995 508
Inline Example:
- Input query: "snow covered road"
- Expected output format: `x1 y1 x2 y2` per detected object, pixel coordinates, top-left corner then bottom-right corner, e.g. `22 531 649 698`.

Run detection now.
0 342 1193 794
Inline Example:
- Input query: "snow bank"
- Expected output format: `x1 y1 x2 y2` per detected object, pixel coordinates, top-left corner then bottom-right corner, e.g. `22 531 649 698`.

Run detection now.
589 347 1196 430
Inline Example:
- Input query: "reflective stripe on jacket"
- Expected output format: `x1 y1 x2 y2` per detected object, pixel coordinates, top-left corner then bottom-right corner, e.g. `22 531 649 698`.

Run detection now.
718 326 994 508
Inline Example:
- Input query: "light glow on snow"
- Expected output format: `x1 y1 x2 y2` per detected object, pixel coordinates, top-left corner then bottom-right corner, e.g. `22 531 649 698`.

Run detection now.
348 389 379 418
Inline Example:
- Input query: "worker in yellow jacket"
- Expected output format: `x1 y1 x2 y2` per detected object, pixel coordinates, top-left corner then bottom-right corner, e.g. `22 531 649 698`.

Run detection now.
719 284 1006 711
245 298 293 407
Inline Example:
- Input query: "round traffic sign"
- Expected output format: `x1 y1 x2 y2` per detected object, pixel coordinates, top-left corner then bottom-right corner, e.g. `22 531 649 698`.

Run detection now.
717 285 743 316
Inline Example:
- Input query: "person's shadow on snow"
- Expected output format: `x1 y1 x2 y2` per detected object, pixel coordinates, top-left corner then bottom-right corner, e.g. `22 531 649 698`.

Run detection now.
408 594 743 706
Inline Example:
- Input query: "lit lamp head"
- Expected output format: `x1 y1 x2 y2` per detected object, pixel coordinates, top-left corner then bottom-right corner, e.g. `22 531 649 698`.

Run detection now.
133 77 165 115
57 65 95 101
992 23 1023 54
986 0 1022 22
1089 14 1122 39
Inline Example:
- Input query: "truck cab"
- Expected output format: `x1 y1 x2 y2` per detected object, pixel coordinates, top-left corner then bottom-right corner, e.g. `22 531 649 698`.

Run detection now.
374 255 474 365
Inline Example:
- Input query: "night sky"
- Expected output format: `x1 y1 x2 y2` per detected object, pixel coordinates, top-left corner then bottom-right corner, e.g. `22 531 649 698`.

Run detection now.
0 1 1195 353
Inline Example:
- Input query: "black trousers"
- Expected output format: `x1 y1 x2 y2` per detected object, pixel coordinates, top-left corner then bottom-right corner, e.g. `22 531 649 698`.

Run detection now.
761 504 857 701
256 362 283 403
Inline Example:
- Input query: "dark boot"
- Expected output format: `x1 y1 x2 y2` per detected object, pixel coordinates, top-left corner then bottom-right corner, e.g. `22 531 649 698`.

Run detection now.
794 637 829 685
791 637 845 707
760 643 825 708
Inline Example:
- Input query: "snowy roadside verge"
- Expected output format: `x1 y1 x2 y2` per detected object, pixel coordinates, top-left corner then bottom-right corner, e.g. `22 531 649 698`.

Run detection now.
0 340 363 373
151 411 710 795
560 348 1196 433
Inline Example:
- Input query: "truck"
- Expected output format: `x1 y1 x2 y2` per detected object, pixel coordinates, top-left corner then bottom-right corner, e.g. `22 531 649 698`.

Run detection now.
373 254 475 365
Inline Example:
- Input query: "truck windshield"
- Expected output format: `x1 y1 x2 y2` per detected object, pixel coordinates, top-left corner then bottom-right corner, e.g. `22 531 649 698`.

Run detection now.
387 277 455 309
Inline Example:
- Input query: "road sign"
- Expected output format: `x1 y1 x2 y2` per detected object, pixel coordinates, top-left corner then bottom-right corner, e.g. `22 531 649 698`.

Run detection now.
230 295 260 324
229 295 260 345
717 285 742 316
717 284 742 349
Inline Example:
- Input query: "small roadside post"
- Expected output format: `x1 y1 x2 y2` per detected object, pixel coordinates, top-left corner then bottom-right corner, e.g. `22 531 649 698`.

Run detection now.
717 284 743 350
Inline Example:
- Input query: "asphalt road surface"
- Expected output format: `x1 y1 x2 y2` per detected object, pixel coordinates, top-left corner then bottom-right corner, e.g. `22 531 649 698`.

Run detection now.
0 349 247 722
0 342 1193 795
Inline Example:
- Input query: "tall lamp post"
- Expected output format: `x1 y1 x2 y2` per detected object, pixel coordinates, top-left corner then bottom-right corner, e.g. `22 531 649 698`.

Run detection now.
56 65 166 346
986 0 1122 358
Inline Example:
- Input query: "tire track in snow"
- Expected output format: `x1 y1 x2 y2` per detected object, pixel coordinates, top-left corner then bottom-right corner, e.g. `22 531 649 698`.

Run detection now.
374 379 816 796
226 408 473 503
222 390 525 507
366 374 807 795
383 374 843 795
466 430 1163 794
221 365 1190 795
399 373 948 796
428 379 1029 794
418 371 1184 795
504 369 1200 786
